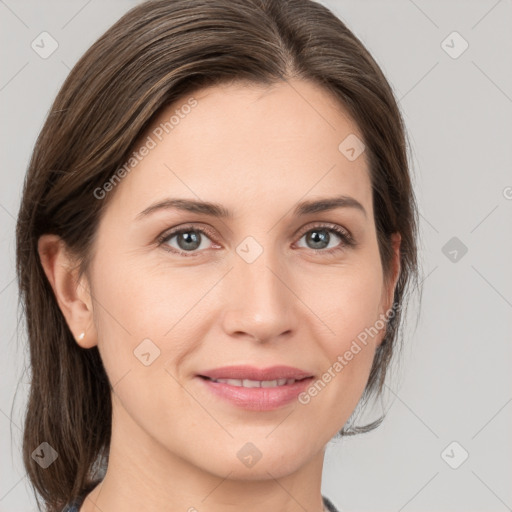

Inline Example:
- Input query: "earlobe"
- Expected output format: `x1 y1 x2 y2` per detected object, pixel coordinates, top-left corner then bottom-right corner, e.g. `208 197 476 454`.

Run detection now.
37 234 97 348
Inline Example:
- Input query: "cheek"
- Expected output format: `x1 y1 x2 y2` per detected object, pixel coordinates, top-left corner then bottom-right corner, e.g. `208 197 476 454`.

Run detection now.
299 258 384 406
304 258 385 349
90 252 212 391
92 251 184 341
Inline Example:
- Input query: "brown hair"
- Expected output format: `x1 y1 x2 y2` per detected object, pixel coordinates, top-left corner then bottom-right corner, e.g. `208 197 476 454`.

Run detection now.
15 0 421 509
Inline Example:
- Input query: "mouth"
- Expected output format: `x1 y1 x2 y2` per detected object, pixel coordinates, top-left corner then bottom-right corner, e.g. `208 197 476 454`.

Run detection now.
195 366 315 411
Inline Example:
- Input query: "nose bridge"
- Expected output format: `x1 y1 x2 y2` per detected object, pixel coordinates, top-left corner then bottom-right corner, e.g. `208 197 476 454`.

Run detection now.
222 240 295 341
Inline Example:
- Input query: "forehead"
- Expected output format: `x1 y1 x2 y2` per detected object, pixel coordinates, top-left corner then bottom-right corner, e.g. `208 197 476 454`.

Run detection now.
109 79 372 219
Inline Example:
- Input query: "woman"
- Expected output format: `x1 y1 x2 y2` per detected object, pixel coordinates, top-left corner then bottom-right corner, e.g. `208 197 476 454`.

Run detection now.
16 0 420 511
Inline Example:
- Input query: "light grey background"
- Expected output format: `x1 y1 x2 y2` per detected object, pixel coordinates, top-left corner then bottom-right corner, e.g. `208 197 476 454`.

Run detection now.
1 1 511 511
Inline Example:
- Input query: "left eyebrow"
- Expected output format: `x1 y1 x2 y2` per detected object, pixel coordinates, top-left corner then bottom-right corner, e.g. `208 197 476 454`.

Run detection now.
135 194 367 221
293 195 367 219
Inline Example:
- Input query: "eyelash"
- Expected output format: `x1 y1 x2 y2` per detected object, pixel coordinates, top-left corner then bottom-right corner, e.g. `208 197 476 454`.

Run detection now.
156 222 356 257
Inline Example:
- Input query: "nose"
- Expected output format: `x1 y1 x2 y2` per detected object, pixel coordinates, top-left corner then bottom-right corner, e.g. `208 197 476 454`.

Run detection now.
220 250 297 344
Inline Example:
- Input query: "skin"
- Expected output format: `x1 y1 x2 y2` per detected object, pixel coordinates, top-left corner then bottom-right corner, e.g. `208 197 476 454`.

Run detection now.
39 79 400 512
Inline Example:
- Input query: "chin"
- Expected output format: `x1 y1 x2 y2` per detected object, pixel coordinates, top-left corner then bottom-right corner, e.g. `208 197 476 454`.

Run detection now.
206 442 312 481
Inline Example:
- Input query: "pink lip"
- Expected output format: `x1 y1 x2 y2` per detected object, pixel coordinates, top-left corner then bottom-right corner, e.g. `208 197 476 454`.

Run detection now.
197 375 314 411
196 365 315 411
198 365 313 381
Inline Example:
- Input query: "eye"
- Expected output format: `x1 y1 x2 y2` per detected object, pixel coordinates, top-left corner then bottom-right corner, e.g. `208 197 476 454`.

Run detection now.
157 224 218 257
294 223 356 255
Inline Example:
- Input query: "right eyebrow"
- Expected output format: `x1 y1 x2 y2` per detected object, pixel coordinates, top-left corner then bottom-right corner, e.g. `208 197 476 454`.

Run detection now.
136 198 232 221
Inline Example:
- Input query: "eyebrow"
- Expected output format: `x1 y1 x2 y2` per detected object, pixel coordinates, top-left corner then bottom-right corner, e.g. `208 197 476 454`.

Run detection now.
135 194 367 220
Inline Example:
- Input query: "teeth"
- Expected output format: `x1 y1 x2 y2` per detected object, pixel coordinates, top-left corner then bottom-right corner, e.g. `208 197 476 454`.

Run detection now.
243 379 261 388
210 378 297 387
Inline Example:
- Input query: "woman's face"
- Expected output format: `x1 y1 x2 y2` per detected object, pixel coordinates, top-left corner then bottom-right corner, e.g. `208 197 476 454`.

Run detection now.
82 79 399 480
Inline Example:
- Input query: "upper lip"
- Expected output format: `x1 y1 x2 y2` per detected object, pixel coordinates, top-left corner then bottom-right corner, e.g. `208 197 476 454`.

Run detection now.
198 365 314 381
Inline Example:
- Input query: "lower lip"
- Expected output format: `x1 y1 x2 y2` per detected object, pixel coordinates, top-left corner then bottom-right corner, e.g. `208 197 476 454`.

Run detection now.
197 376 314 411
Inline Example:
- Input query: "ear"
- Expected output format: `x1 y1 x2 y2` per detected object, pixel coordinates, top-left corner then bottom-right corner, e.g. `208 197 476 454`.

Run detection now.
377 232 401 345
384 232 401 310
37 234 97 348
